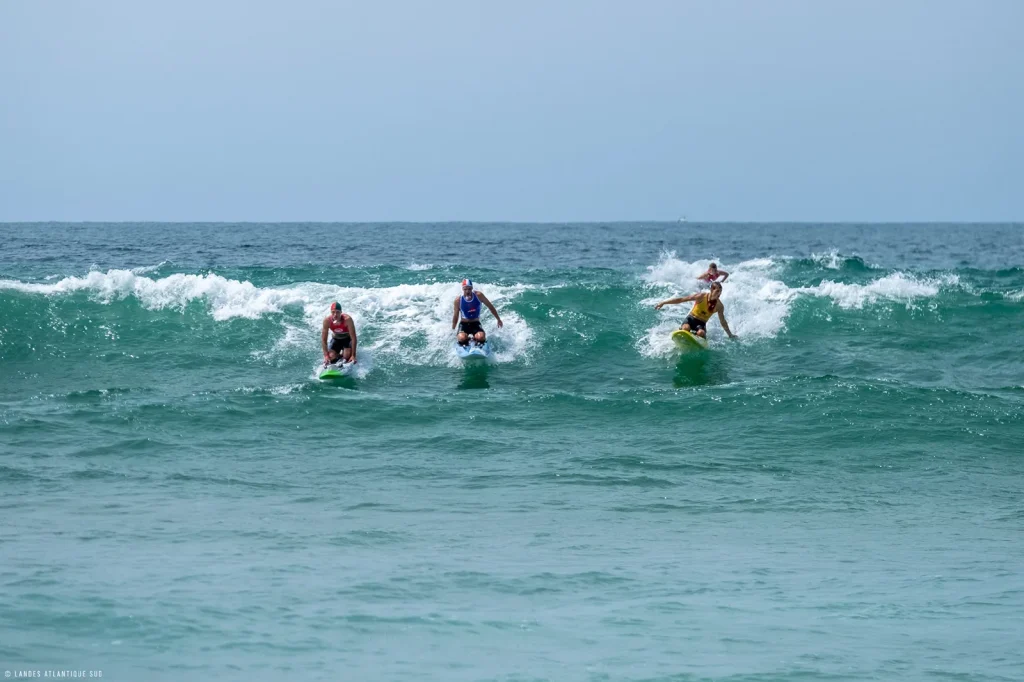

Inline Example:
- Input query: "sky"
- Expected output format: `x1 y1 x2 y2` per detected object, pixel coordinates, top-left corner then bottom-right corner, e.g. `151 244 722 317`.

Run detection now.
1 0 1021 222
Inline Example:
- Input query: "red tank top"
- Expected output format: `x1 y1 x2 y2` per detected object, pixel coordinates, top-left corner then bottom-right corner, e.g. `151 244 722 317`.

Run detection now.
328 316 349 335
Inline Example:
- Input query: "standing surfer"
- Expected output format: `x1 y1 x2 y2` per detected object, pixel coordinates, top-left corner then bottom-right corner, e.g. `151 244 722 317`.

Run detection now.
452 279 503 346
321 302 358 365
655 281 737 339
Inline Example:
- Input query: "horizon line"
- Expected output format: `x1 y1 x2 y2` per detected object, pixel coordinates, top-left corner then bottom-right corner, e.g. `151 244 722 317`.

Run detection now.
2 219 1022 226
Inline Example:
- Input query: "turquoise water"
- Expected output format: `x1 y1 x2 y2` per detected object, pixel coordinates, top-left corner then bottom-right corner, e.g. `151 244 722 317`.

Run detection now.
1 223 1023 681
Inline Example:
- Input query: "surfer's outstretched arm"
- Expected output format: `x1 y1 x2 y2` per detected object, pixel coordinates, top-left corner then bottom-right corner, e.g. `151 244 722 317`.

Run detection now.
717 307 737 339
655 294 697 310
719 270 730 282
478 292 503 328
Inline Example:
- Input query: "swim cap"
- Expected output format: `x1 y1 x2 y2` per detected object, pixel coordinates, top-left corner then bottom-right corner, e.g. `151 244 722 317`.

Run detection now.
330 302 342 312
461 279 473 288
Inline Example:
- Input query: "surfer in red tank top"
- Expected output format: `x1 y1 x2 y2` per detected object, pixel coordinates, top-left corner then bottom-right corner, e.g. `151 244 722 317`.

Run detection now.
321 302 358 365
328 316 348 335
696 262 729 285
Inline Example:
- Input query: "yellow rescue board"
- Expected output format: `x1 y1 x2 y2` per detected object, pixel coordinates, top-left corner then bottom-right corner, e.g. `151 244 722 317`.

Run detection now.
671 329 709 350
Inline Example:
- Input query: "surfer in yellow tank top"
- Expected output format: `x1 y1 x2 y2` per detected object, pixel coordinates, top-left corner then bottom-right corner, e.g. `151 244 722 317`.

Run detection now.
654 282 737 339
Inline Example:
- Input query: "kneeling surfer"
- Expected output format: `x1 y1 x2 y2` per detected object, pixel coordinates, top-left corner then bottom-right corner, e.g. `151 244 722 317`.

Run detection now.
452 279 502 346
654 281 737 339
321 302 358 365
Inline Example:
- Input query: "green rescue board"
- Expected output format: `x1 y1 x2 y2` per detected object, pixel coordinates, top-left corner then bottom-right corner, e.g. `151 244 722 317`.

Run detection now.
671 329 709 351
319 363 354 379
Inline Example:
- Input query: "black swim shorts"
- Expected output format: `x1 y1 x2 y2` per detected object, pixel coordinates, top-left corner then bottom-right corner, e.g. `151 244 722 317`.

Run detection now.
459 320 483 336
684 316 707 333
329 335 352 352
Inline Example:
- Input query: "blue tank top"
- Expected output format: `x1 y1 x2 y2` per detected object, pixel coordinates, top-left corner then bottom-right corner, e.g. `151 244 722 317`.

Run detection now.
460 293 481 320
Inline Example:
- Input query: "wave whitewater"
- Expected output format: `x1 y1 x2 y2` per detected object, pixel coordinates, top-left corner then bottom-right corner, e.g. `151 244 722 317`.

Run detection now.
0 270 535 367
638 253 963 356
1 251 1018 367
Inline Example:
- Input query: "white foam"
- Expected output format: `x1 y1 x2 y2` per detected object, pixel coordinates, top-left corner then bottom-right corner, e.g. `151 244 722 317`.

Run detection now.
639 253 952 357
0 270 309 320
297 282 533 367
0 271 534 367
234 383 305 395
641 254 790 356
130 261 168 275
251 322 307 364
802 273 952 309
406 262 434 271
811 250 843 270
270 383 304 395
306 349 378 380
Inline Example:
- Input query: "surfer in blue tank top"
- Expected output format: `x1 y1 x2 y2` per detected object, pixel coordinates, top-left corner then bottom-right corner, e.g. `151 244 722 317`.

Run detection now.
452 279 503 346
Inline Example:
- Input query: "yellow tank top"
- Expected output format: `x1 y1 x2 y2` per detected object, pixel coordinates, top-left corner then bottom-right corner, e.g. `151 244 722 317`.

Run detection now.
688 295 719 322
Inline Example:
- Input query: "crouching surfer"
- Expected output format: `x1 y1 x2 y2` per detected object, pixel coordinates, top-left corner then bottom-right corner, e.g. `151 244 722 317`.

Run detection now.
321 301 358 365
452 279 502 346
654 281 737 339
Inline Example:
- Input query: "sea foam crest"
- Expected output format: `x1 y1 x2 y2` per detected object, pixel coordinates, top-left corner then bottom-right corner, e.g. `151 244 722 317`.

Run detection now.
802 273 951 309
297 281 533 366
0 270 308 320
0 270 533 366
130 261 169 275
641 254 789 356
810 250 844 270
640 253 952 357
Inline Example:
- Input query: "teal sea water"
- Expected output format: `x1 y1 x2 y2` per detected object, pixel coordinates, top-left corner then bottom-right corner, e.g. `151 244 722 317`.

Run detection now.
2 223 1023 681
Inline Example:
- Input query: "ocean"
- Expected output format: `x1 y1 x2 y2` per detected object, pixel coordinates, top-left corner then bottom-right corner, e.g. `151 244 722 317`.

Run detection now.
1 222 1022 681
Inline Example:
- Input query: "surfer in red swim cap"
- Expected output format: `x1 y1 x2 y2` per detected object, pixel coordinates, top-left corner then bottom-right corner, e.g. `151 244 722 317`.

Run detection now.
321 302 358 365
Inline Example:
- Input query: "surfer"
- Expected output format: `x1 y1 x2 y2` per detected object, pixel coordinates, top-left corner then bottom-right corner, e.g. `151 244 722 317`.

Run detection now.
452 279 503 346
654 282 737 339
697 262 729 284
321 302 358 365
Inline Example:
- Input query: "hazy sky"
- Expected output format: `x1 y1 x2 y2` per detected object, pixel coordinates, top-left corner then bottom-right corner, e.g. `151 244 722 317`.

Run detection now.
1 1 1021 221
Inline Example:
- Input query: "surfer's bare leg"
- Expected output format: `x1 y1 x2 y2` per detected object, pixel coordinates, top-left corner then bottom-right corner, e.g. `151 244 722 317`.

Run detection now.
457 331 470 345
342 348 353 362
680 322 692 332
696 329 706 338
327 350 340 363
475 331 486 344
